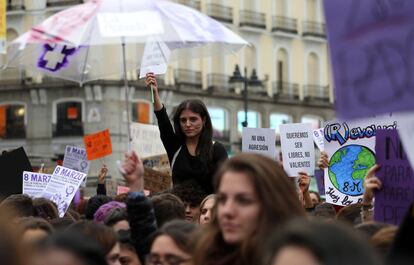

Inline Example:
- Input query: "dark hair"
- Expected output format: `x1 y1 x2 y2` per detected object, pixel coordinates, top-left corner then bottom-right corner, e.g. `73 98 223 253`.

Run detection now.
104 207 128 227
354 221 392 239
0 194 35 218
336 203 362 225
312 203 336 220
37 230 108 265
266 218 380 265
0 209 25 265
33 198 59 221
173 99 213 163
18 217 54 236
171 182 206 207
193 153 305 265
50 217 75 231
371 226 398 259
84 195 113 220
150 220 198 254
150 193 185 227
309 191 321 203
118 230 135 252
68 221 118 255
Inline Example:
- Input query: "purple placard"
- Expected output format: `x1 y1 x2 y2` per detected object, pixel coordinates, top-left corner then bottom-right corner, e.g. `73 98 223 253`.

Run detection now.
374 129 414 225
314 169 325 196
324 1 414 119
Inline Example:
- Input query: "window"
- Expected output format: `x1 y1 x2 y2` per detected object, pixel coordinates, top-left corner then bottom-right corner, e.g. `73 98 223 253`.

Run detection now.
301 115 323 130
237 110 260 132
208 107 229 141
270 113 292 135
132 101 152 124
307 0 317 21
0 104 26 139
277 48 288 83
54 101 83 137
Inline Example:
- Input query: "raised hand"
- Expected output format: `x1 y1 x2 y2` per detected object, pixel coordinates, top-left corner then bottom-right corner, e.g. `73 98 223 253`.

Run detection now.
317 151 329 169
120 151 144 192
362 164 382 206
97 164 108 184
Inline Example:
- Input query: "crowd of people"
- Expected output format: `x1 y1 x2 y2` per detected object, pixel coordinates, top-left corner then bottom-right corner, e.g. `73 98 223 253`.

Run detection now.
0 74 413 265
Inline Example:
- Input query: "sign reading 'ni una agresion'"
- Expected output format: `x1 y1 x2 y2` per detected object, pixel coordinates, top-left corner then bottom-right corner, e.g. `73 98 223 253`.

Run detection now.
242 127 276 159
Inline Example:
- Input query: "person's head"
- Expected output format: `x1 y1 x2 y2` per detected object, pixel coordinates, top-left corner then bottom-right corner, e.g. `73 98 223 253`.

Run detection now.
311 203 336 221
267 218 380 265
94 201 126 224
336 203 362 225
104 207 130 232
309 191 321 207
370 226 398 259
33 198 59 221
0 209 25 265
31 230 108 265
68 221 121 265
148 220 198 265
118 230 142 265
354 221 392 239
0 194 35 218
150 193 185 227
194 153 304 265
198 194 216 225
85 195 113 220
18 217 54 245
171 182 206 223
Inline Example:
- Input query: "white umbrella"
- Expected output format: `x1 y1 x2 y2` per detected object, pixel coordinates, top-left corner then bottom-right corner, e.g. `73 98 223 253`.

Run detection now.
4 0 248 141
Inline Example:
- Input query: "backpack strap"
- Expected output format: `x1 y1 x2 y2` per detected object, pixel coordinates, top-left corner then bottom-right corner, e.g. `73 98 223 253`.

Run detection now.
171 146 182 171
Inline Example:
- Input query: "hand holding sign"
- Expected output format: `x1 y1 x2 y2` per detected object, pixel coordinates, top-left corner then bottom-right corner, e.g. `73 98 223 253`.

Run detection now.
83 129 113 160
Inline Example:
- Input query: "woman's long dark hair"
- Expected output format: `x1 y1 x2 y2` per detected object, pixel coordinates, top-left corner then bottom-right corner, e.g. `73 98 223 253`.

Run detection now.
173 99 214 163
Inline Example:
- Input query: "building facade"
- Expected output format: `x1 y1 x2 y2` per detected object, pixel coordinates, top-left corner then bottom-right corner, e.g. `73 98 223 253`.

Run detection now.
0 0 335 191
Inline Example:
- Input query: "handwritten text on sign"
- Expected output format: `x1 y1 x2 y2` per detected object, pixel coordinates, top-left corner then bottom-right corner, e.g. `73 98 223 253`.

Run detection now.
374 129 414 225
242 127 276 159
280 123 315 177
324 0 414 119
83 129 113 160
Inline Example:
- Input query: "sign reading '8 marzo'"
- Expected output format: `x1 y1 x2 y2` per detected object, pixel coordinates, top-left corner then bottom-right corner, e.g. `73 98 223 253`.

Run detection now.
324 117 397 206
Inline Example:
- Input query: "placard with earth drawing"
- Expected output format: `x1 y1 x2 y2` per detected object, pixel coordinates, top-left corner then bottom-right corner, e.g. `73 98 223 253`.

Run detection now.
324 117 397 206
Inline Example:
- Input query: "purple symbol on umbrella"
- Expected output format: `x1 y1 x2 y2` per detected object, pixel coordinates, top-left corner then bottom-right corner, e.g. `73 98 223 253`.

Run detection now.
38 44 78 72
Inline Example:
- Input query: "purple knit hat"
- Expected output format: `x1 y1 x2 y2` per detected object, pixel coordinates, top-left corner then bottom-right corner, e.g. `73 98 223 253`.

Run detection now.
93 201 126 224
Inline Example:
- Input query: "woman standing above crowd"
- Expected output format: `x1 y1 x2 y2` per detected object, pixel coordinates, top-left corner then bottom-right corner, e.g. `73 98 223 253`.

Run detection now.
193 153 305 265
146 73 228 194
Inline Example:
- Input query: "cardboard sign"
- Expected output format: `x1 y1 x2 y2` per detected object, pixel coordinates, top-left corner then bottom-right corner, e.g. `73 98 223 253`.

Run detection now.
0 147 32 198
374 129 414 225
313 128 325 151
130 123 167 158
22 171 51 198
279 123 315 177
139 38 171 78
324 0 414 119
242 127 276 159
83 129 112 160
41 166 87 217
324 117 396 206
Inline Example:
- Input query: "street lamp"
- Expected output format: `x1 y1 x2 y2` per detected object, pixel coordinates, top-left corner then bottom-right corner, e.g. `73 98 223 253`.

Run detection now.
229 64 263 128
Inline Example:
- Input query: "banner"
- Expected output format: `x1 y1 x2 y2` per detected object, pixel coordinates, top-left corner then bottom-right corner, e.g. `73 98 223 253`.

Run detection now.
324 117 396 205
41 166 86 217
374 129 414 225
242 127 276 159
280 123 315 177
22 171 51 198
83 129 112 160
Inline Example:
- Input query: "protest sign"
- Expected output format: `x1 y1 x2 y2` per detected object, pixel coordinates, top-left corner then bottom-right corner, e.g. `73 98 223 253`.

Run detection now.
117 186 130 195
139 37 171 78
314 169 325 196
63 145 90 187
241 127 276 159
144 166 171 193
0 147 32 197
279 123 315 177
22 171 51 198
313 128 324 151
374 129 414 225
83 129 112 160
41 166 86 217
130 123 167 158
394 112 414 171
324 1 414 119
324 117 396 206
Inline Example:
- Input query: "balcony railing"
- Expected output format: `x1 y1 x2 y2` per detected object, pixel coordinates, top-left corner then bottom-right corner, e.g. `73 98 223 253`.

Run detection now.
7 0 24 11
207 73 230 93
302 21 326 38
46 0 83 7
175 0 200 10
239 10 266 29
303 84 330 102
174 69 202 89
272 81 300 101
272 16 298 34
206 4 233 23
